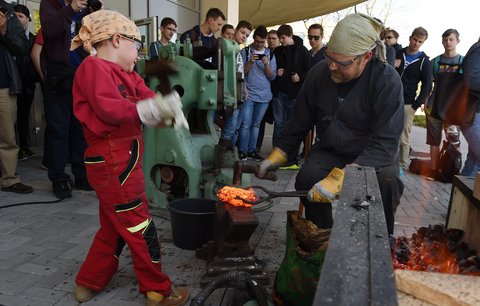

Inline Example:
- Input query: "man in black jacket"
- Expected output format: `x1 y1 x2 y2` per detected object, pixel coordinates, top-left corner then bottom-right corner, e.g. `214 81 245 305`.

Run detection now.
0 0 33 194
14 4 39 161
258 14 404 235
395 27 432 177
272 24 308 168
40 0 92 199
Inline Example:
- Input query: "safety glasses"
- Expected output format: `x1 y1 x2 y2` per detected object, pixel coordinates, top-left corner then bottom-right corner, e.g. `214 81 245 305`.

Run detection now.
323 50 360 68
119 33 143 51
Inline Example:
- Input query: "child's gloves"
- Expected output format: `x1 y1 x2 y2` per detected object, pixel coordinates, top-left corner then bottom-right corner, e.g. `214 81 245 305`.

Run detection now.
307 167 344 203
256 147 287 178
136 91 188 129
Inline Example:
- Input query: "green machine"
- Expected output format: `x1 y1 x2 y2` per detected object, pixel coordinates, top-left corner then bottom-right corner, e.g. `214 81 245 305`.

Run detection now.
142 37 251 208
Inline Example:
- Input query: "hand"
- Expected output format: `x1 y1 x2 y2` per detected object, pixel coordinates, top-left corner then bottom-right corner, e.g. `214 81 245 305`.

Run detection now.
163 91 189 129
291 73 300 83
261 56 269 66
277 68 284 77
136 93 176 127
256 147 287 178
71 0 88 12
0 12 7 36
307 167 345 203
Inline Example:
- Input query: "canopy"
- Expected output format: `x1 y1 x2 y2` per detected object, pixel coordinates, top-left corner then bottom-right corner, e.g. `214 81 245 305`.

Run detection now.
239 0 366 27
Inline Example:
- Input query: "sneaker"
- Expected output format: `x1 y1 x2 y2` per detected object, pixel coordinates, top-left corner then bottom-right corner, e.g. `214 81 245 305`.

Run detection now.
247 151 264 161
279 163 299 170
52 180 73 199
2 182 33 194
399 168 405 178
238 152 247 161
74 177 93 191
75 285 97 302
23 148 36 157
146 287 189 306
18 149 28 161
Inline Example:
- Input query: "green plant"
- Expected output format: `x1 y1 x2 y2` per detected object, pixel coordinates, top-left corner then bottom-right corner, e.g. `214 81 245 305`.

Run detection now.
413 114 426 128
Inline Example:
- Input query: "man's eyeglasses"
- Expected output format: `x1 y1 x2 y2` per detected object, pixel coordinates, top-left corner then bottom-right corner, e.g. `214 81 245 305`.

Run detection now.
119 33 143 51
323 51 360 68
385 36 394 39
308 35 320 41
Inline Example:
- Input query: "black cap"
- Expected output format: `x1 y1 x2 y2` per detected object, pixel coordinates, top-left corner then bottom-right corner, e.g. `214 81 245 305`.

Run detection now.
13 4 31 22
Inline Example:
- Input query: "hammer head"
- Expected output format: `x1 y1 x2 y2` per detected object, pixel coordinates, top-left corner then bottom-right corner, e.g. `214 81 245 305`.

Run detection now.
144 60 178 95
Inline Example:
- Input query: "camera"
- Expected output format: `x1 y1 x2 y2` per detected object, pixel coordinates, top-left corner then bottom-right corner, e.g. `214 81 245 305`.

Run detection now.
87 0 102 11
255 54 266 60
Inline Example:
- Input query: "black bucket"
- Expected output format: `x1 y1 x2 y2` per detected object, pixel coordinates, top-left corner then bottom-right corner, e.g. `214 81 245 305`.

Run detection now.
168 198 216 250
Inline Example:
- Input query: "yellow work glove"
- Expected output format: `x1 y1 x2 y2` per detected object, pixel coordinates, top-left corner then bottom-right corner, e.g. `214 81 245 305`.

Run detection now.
256 147 287 178
307 167 345 203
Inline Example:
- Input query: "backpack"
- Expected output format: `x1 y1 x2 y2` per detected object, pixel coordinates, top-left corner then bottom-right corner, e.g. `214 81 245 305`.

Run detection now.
437 140 462 183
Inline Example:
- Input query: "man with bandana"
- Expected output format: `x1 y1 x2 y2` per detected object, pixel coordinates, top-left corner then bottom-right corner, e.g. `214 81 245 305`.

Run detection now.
258 13 404 235
70 10 188 306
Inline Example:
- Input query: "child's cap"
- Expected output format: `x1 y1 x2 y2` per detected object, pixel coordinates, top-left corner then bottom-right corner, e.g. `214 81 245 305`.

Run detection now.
71 10 140 53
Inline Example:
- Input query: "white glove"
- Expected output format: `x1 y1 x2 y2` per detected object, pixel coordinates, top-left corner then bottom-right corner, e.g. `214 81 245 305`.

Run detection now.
164 91 189 130
136 91 189 128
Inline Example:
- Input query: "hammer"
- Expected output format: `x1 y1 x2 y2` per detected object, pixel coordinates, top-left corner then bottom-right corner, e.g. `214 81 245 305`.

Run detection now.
144 60 178 95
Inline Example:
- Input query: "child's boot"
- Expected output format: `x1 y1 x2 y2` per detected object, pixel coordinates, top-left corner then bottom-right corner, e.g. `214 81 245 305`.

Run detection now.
75 284 97 302
146 287 189 306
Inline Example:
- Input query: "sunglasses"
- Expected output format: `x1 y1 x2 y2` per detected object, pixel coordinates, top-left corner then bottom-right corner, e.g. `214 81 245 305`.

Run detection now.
119 33 143 51
385 36 394 39
308 35 320 41
323 51 360 68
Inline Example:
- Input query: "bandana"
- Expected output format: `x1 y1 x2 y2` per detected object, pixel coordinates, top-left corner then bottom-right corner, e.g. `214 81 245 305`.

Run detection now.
70 10 140 53
327 13 386 63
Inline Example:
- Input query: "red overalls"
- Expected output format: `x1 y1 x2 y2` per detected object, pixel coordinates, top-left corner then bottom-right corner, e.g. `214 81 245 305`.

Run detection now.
75 116 172 295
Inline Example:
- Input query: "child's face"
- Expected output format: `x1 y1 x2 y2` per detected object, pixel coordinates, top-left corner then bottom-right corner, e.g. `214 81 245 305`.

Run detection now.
116 33 142 72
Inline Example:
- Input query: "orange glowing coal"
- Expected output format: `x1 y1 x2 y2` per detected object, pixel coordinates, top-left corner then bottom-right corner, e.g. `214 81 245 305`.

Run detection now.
216 186 257 207
392 236 460 274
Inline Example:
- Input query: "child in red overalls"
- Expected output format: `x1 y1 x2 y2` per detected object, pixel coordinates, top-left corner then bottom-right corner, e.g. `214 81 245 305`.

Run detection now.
70 10 188 306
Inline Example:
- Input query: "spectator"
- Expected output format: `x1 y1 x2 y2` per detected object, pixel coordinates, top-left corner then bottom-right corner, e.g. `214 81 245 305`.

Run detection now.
40 0 93 198
237 25 276 161
258 13 404 235
179 8 225 48
14 4 39 161
459 39 480 176
426 29 463 180
221 23 235 40
218 20 252 148
305 23 326 71
149 17 177 58
272 24 308 169
395 27 432 177
385 28 402 52
30 27 48 170
0 0 33 194
256 29 280 152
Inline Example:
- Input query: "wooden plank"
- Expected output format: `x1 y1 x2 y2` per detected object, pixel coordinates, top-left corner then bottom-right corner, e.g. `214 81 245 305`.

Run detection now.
313 166 397 306
395 270 480 306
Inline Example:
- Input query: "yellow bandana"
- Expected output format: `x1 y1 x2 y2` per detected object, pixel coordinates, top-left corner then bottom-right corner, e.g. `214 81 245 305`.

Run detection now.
70 10 140 53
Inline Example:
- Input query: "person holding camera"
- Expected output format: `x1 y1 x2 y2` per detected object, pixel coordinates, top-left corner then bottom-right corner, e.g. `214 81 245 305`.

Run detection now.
39 0 100 199
0 0 33 194
236 25 276 161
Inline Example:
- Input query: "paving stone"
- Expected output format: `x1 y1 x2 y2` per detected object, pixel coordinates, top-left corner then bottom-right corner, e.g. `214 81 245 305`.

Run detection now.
15 263 57 276
23 286 68 303
0 293 53 306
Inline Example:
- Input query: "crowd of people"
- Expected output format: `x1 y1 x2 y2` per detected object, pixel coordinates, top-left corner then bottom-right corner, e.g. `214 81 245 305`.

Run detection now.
1 1 480 305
